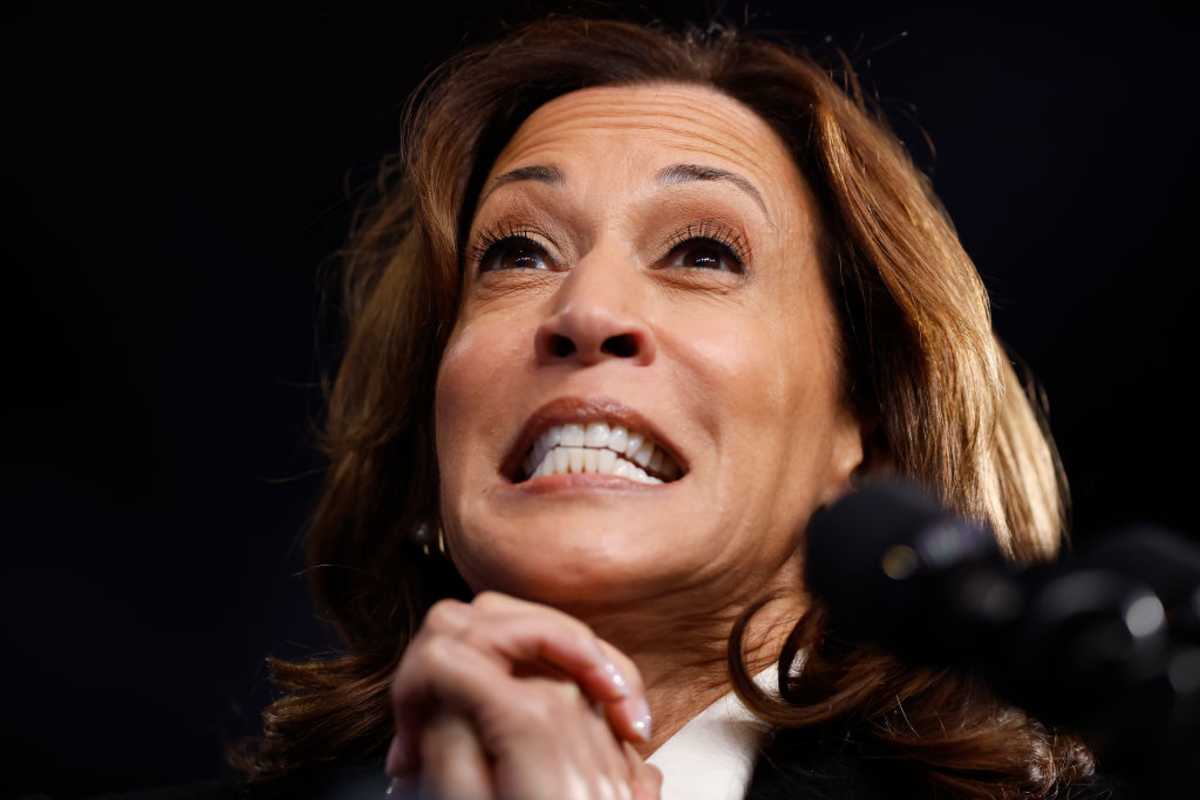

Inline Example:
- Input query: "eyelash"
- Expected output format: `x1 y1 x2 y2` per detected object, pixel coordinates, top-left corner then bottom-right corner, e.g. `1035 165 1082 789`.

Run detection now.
661 220 748 273
468 221 547 272
468 219 749 274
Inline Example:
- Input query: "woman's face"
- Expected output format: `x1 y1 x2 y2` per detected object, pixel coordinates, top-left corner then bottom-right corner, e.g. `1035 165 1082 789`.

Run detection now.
435 83 864 617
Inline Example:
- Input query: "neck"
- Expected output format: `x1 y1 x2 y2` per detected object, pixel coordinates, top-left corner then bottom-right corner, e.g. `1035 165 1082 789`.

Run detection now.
580 586 805 757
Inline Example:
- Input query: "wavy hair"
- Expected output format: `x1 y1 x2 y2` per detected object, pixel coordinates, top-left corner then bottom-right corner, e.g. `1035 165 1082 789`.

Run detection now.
230 16 1088 798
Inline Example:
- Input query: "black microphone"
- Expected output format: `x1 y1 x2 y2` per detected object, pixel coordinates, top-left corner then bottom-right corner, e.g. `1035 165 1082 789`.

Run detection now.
804 480 1199 796
1085 528 1200 645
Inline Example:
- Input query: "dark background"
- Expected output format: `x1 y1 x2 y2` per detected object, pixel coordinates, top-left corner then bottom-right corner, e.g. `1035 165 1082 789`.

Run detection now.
4 2 1197 797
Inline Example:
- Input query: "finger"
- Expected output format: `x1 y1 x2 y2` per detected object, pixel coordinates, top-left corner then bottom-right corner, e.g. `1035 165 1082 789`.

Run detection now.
636 764 664 800
462 612 632 705
590 638 652 744
578 694 634 800
444 593 652 743
468 596 651 742
420 712 492 800
519 678 628 800
419 598 474 640
388 635 523 777
623 741 663 800
471 592 617 666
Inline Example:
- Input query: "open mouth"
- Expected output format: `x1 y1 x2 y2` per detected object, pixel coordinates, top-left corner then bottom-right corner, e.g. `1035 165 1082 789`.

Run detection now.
517 421 685 485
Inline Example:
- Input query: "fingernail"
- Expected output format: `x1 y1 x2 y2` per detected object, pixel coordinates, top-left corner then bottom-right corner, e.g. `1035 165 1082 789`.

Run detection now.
602 661 630 696
628 696 652 742
587 639 630 697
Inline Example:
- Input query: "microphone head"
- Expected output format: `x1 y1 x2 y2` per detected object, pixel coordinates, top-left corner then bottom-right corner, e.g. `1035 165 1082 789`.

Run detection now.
804 479 1000 646
803 479 1196 758
803 480 1176 720
1085 528 1200 642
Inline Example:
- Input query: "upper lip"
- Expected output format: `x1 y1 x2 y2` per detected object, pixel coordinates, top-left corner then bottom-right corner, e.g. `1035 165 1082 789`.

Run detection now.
500 396 689 482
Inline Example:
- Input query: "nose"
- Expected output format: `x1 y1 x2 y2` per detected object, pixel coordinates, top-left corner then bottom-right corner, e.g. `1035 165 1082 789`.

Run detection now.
534 263 657 368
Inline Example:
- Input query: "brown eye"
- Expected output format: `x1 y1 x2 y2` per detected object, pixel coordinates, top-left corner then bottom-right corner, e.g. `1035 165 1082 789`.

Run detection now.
668 237 744 273
479 236 550 272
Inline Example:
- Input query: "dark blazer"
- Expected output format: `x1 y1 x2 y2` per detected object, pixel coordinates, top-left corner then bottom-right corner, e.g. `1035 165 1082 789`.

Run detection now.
80 725 1130 800
742 725 1129 800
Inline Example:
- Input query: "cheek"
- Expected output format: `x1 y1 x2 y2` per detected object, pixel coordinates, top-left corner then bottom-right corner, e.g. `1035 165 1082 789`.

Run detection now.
435 320 529 480
668 305 826 429
664 280 844 494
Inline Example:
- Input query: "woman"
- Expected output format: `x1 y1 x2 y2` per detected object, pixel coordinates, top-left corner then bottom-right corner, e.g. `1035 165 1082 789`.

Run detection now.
221 16 1117 800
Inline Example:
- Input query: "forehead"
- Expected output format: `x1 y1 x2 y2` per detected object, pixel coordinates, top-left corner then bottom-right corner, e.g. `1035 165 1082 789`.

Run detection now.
486 82 805 214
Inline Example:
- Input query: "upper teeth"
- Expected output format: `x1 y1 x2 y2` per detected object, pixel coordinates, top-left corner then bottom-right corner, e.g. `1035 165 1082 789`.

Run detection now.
521 422 683 484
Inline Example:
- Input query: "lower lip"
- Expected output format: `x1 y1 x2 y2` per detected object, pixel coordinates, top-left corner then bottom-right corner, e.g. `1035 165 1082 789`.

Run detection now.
502 473 678 495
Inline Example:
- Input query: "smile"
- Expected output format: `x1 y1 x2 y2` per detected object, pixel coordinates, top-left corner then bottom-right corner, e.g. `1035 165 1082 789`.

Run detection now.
503 396 689 487
522 422 684 484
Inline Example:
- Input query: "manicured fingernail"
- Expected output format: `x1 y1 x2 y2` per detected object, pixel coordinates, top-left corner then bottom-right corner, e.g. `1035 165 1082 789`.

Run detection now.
602 661 630 696
628 696 652 742
587 640 630 697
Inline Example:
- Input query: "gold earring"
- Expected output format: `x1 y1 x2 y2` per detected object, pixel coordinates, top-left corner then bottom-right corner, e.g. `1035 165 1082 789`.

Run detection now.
417 525 446 556
414 523 446 558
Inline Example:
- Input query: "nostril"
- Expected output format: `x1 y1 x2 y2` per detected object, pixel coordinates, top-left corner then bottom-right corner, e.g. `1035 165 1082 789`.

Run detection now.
601 333 639 358
549 334 576 358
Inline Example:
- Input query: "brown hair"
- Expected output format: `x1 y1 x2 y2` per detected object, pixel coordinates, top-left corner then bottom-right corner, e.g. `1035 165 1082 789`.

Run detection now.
231 16 1089 797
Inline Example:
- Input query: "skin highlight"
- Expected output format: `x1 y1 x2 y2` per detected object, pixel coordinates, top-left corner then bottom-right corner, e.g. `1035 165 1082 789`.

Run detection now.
433 82 866 755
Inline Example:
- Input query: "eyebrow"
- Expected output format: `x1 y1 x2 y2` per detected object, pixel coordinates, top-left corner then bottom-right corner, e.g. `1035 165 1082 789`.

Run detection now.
478 162 771 222
654 163 770 222
480 164 565 205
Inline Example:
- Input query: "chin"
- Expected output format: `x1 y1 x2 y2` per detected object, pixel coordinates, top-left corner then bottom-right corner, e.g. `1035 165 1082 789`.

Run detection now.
448 510 677 606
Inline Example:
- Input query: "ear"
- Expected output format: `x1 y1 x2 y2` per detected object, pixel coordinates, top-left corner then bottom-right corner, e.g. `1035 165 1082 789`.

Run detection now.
818 408 889 507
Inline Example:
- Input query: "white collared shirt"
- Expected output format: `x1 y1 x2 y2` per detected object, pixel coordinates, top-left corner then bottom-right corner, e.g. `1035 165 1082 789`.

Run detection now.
645 667 780 800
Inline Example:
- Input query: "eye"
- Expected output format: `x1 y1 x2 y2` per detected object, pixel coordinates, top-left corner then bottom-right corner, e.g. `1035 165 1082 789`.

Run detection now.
661 222 748 273
472 229 552 273
668 238 743 272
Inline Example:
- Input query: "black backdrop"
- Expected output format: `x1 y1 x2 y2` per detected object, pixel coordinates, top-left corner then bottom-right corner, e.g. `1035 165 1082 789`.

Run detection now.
4 2 1198 797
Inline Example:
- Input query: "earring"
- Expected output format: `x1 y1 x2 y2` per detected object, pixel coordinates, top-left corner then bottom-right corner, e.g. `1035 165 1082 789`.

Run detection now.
413 523 447 558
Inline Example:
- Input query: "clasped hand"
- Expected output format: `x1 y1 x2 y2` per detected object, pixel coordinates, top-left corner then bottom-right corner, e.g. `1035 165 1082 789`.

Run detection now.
386 591 663 799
